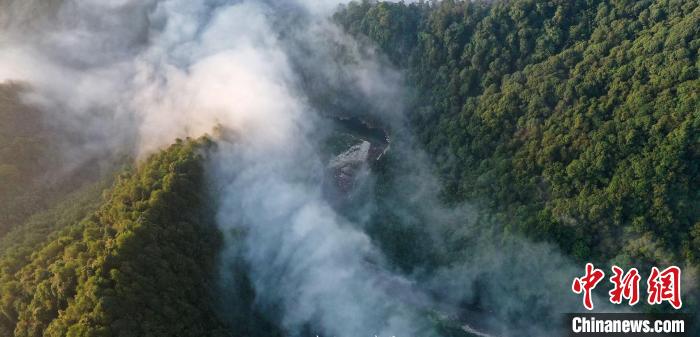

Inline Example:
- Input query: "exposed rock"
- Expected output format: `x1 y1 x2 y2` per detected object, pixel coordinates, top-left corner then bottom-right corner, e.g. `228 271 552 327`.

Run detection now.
328 140 371 194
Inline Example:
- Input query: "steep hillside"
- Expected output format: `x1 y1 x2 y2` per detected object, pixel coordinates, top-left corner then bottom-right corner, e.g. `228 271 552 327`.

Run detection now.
0 139 233 337
0 82 54 236
0 82 111 238
336 0 700 269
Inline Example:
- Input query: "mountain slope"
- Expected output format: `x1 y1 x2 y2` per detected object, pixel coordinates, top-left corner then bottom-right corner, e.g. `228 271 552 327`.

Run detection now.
0 139 231 337
336 0 700 270
0 82 55 237
0 82 112 239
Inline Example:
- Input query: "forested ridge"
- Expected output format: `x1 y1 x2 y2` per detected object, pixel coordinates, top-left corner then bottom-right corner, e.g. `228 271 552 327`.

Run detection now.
0 139 232 337
335 0 700 272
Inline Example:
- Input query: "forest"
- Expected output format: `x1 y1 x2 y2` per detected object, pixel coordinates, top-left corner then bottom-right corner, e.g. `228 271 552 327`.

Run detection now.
0 0 697 336
0 136 230 336
335 0 699 269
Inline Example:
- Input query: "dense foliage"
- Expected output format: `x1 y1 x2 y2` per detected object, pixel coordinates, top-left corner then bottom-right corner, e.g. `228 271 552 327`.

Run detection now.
0 139 233 337
0 83 55 236
336 0 700 270
0 83 108 238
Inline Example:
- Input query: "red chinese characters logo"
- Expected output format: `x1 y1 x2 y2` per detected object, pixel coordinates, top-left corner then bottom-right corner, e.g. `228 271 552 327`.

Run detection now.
609 266 640 306
572 263 605 310
647 266 682 309
572 264 682 310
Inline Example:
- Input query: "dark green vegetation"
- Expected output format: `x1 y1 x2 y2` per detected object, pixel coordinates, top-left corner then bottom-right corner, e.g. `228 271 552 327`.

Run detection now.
0 83 108 238
0 83 56 237
336 0 699 272
0 139 234 337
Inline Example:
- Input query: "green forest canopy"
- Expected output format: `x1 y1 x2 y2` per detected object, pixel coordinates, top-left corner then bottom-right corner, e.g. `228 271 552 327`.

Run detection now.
0 0 698 335
0 139 231 337
335 0 699 268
